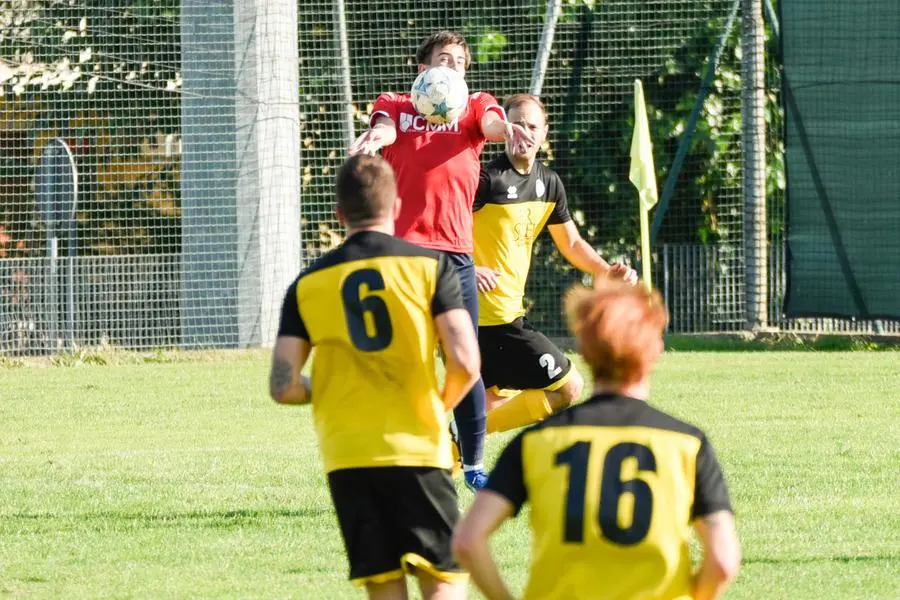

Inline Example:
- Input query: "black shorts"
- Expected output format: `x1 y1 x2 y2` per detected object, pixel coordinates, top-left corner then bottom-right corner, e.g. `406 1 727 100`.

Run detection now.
479 317 573 391
327 466 464 586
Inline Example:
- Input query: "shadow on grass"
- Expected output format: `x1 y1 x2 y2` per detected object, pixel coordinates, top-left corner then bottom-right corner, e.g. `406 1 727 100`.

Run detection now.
7 507 330 531
552 333 900 352
663 334 900 352
745 555 896 565
284 565 342 575
5 335 899 370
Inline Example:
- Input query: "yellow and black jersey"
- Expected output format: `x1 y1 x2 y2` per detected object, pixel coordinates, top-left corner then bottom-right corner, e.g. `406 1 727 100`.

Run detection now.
486 394 733 600
473 153 571 326
277 231 464 474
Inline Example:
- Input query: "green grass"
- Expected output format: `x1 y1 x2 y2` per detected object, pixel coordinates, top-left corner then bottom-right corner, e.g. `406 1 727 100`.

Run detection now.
1 351 898 599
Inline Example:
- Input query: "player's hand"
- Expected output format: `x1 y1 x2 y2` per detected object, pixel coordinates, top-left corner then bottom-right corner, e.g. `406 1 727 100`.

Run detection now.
348 128 386 156
475 266 501 293
504 122 534 155
606 263 639 287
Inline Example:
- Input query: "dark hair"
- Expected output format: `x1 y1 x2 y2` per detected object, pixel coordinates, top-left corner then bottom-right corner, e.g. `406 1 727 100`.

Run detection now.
335 155 397 227
415 30 471 68
504 93 548 123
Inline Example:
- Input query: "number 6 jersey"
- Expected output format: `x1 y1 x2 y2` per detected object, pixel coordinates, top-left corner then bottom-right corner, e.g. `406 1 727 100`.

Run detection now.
485 393 734 600
276 231 464 473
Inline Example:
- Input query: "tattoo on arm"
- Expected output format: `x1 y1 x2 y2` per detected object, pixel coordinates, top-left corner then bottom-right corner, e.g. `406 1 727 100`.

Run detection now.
270 357 294 395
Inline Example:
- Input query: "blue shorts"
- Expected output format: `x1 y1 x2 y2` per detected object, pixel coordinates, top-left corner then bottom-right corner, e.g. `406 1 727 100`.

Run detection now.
443 252 478 333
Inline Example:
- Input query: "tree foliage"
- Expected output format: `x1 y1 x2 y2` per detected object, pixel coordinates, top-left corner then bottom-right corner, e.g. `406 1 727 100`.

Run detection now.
0 0 181 257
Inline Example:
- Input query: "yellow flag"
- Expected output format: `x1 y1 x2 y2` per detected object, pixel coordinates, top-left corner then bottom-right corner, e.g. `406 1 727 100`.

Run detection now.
629 79 657 288
629 79 658 210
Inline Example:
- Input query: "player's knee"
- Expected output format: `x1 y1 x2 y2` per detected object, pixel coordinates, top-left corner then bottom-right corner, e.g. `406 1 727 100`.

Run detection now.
566 369 585 402
550 371 583 411
484 387 506 412
416 574 466 600
365 578 408 600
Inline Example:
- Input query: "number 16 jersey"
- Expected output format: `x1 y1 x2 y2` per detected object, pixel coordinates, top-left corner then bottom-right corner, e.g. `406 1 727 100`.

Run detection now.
485 393 734 600
276 231 464 473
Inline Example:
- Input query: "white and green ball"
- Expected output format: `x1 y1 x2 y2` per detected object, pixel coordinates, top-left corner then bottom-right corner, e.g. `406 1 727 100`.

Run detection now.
410 66 469 125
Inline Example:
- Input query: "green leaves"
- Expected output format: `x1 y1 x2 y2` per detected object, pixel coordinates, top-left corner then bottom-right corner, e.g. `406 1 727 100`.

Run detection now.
475 30 508 63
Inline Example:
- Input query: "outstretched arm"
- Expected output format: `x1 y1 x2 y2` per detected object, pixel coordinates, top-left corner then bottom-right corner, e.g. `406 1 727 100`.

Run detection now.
348 114 398 156
548 220 611 275
548 221 638 285
481 111 532 152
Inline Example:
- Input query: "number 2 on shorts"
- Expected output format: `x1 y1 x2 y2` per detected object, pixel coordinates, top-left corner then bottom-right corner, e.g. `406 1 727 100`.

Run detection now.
540 353 563 379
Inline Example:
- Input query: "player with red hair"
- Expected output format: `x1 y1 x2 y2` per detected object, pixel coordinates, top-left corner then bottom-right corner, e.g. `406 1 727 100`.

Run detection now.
453 279 741 600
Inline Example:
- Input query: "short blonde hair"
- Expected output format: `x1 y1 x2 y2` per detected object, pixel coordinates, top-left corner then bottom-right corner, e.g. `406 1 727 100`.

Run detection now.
565 279 668 385
504 93 548 123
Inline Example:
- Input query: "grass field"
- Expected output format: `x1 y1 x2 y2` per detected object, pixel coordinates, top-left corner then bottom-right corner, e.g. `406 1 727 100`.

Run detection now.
1 349 898 599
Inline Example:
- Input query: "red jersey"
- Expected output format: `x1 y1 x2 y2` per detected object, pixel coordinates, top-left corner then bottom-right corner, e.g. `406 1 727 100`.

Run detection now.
371 91 503 254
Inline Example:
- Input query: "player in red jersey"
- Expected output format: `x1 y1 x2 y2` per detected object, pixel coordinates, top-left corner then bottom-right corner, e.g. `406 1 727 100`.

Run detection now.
349 31 531 490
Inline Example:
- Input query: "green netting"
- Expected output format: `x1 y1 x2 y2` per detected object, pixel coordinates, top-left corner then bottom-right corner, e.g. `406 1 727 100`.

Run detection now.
3 1 815 355
299 0 745 336
782 0 900 319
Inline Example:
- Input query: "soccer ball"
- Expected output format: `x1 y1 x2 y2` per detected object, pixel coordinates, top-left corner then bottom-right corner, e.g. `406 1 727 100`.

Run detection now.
410 66 469 125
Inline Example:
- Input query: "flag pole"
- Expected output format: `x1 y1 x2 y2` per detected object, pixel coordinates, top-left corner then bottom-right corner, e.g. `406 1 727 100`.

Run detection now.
640 203 652 288
629 79 659 290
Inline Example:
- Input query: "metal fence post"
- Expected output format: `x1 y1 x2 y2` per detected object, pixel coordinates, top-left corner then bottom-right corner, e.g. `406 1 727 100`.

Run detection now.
530 0 563 97
334 0 356 148
742 0 768 330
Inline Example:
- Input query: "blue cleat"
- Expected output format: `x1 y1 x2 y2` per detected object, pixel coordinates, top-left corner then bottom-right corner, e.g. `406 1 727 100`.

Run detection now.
464 469 489 492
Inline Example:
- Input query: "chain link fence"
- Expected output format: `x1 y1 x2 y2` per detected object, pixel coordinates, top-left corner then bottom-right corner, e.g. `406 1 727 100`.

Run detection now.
302 0 748 337
0 1 896 355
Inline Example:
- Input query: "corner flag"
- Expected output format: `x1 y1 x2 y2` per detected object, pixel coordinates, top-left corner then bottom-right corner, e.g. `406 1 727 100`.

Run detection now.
629 79 658 288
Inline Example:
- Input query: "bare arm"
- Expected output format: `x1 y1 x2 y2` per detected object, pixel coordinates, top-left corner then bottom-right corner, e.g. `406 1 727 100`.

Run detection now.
453 490 517 600
548 221 612 275
480 110 510 142
268 336 312 405
480 110 532 152
691 510 741 600
434 308 480 412
347 114 398 156
548 221 638 285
